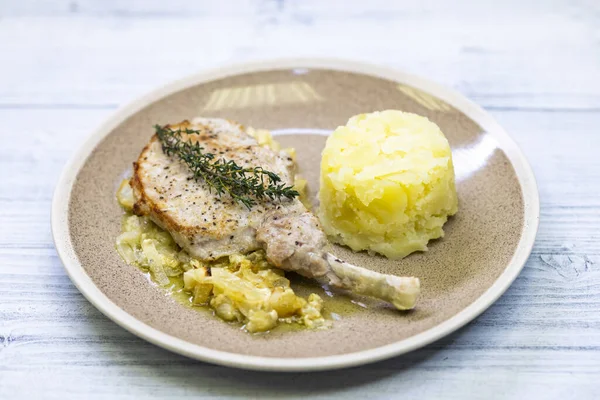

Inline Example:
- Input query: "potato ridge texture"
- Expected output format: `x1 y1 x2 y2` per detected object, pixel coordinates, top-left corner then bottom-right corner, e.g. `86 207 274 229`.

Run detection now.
318 110 458 259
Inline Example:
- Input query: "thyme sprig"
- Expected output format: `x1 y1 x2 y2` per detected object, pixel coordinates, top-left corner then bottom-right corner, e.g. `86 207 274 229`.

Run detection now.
155 125 299 210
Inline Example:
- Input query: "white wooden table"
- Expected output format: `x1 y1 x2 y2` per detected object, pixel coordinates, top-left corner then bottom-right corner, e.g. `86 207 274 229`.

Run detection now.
1 1 599 398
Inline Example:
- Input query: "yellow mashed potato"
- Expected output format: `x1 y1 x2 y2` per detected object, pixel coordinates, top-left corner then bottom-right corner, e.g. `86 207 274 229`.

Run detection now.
319 110 458 259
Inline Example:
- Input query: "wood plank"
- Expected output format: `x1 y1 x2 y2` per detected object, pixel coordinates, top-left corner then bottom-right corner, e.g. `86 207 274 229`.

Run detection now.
1 1 599 396
0 0 599 109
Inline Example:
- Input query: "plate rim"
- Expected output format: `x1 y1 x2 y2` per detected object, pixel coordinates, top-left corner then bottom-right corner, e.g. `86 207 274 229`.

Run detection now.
51 58 540 372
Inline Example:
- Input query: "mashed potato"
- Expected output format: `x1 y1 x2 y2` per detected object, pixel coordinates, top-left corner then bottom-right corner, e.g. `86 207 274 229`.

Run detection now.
319 110 458 259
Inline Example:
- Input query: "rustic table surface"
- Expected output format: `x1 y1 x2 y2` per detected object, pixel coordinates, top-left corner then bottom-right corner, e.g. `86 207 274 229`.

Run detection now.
1 1 599 399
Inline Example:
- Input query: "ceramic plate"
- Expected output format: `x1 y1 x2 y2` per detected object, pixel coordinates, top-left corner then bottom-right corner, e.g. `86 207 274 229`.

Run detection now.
52 59 539 371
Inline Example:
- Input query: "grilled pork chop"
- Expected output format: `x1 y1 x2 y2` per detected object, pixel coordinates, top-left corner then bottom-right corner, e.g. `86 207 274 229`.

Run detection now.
132 118 295 261
131 118 420 309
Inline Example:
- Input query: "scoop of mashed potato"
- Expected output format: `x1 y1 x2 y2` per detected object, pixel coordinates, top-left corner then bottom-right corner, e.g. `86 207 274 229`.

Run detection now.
318 110 458 259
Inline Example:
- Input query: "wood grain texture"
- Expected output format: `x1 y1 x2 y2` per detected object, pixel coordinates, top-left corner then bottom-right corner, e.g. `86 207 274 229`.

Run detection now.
0 1 599 399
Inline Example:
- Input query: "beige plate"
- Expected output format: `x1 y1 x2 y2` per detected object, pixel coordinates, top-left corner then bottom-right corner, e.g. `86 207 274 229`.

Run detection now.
52 59 539 371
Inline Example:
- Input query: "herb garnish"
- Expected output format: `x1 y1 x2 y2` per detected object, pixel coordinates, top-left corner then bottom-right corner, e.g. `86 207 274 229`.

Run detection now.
155 125 299 210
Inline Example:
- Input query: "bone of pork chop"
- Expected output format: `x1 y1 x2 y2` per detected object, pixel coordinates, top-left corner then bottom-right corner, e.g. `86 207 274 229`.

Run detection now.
131 118 420 310
256 202 420 310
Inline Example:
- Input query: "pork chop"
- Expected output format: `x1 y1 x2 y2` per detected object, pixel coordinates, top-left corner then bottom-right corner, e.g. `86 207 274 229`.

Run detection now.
131 117 299 260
